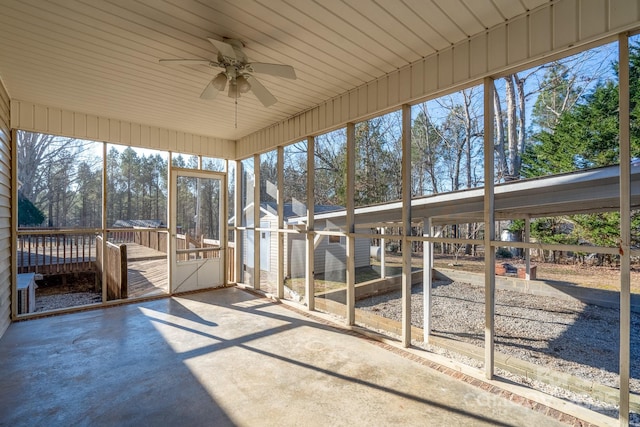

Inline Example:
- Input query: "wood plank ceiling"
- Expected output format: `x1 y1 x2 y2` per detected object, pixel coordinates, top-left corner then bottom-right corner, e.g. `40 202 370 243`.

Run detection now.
0 0 548 141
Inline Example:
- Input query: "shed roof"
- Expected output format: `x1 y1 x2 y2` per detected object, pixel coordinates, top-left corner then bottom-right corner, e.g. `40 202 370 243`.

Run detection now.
261 202 344 219
112 219 165 228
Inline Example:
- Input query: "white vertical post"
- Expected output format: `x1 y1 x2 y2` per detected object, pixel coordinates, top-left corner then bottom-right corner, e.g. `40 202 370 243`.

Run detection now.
234 160 242 284
401 104 412 347
483 77 496 379
306 136 315 311
10 130 17 318
346 123 356 325
380 227 386 279
430 224 434 279
524 216 531 280
102 142 109 301
254 154 261 290
618 33 631 427
277 146 285 299
423 218 433 343
222 163 229 286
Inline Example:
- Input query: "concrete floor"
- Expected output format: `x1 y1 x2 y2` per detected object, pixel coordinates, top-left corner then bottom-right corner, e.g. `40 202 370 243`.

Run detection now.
0 287 580 426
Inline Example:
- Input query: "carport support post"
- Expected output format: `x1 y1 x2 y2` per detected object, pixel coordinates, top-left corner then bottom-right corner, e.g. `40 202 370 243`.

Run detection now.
380 227 386 279
401 104 412 347
483 77 496 379
524 216 531 279
277 147 285 299
618 33 631 427
346 122 356 325
305 136 315 311
423 218 433 343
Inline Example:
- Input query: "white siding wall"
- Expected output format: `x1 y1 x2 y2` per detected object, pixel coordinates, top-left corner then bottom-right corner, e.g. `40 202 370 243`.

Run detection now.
287 234 305 278
353 237 371 270
268 221 279 283
288 232 369 278
10 100 236 159
262 217 279 285
314 237 345 277
236 0 640 158
0 79 11 338
239 216 280 285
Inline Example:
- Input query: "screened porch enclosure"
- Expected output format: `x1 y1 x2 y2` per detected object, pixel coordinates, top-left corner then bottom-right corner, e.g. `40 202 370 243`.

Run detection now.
3 1 640 425
15 137 232 313
230 36 640 424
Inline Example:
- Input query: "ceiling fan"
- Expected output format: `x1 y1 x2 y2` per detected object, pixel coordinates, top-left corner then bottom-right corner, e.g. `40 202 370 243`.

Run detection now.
159 38 296 107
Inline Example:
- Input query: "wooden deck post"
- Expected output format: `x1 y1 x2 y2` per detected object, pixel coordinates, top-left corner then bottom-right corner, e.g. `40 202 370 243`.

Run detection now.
104 242 128 300
119 244 128 299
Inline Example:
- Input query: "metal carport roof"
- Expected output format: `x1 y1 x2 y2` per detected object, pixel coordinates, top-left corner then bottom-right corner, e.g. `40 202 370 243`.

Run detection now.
288 161 640 228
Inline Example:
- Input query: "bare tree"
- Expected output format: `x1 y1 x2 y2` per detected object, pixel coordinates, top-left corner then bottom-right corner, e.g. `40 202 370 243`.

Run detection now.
493 84 508 181
18 132 92 204
411 103 442 195
18 131 100 227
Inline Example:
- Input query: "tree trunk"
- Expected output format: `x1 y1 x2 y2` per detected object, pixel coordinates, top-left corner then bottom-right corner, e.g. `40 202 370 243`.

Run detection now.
505 75 518 180
514 74 526 178
463 90 472 188
493 85 507 181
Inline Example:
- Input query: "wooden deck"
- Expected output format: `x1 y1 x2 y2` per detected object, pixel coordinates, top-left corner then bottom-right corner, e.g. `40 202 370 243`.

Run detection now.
125 243 168 298
17 237 231 301
18 241 169 299
127 258 168 298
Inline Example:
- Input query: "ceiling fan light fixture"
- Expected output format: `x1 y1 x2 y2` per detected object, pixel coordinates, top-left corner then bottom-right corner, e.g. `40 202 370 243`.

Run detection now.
212 72 228 91
228 82 239 99
236 75 251 93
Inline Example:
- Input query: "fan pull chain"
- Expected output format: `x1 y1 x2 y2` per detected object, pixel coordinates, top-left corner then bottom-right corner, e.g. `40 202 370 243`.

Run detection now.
235 97 238 128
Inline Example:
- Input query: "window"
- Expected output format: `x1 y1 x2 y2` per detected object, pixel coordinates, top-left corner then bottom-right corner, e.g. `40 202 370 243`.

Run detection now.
328 235 343 244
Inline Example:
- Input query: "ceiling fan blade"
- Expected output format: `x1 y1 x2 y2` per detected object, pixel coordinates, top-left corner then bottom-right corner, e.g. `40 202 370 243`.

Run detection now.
200 80 220 100
246 75 277 107
248 62 296 79
207 38 236 59
159 59 215 66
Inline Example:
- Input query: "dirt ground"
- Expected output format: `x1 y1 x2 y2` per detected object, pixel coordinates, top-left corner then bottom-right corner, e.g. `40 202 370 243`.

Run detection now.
35 272 98 296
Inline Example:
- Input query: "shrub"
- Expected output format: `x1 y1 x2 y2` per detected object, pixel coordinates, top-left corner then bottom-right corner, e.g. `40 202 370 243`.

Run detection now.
496 247 513 258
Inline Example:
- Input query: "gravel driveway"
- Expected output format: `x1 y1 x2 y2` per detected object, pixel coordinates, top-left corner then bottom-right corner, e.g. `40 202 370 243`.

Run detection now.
356 279 640 418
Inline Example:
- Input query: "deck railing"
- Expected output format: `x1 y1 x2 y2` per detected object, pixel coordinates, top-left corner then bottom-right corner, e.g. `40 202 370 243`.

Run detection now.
175 234 222 261
96 235 128 300
228 242 235 283
17 229 98 274
18 228 234 283
110 229 168 253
